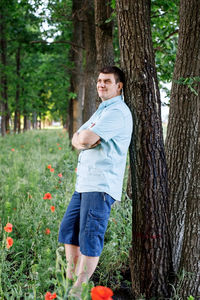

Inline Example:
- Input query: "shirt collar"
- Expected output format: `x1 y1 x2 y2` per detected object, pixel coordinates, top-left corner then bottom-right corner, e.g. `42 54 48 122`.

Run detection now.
99 95 123 108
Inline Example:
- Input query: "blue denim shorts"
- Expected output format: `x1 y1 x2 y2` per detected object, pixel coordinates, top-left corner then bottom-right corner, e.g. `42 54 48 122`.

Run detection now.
58 191 115 257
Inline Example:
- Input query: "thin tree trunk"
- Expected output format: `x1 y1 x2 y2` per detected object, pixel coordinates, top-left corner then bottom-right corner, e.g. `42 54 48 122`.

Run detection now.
82 0 97 123
68 98 73 139
14 47 21 134
116 1 173 298
32 112 37 129
0 13 8 137
165 0 200 274
23 115 28 132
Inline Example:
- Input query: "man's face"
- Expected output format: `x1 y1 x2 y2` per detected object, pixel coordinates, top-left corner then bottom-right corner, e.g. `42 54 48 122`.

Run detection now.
97 73 123 101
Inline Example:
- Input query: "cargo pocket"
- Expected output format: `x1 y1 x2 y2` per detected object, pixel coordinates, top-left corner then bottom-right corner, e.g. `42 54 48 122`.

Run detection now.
85 209 109 237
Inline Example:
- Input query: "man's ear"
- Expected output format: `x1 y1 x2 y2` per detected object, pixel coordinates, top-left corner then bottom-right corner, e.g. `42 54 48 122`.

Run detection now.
118 82 123 92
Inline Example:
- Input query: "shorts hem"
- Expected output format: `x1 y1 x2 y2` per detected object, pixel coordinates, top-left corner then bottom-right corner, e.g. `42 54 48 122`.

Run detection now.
80 248 101 257
58 239 79 246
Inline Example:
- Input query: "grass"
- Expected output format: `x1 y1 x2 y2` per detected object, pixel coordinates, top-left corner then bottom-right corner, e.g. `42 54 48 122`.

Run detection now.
0 129 132 299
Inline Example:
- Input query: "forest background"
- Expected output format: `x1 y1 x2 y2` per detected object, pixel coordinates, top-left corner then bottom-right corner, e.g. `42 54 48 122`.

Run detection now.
0 0 199 299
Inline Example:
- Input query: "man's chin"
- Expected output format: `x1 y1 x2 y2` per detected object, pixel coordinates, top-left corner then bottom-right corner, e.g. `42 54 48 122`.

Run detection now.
98 94 109 101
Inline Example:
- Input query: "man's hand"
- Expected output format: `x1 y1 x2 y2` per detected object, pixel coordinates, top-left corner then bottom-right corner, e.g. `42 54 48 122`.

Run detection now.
88 139 101 148
72 130 101 150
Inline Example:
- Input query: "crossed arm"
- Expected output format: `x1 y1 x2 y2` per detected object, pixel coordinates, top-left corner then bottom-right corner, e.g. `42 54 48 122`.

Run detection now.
72 129 101 150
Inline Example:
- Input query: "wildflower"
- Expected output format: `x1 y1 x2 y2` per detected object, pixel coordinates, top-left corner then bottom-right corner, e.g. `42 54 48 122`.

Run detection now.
57 143 60 146
50 206 55 212
91 286 113 300
45 291 57 300
58 147 62 150
6 237 13 249
58 173 62 178
11 148 15 152
43 193 52 200
47 165 51 169
75 168 77 173
4 223 13 233
45 228 51 235
50 168 54 173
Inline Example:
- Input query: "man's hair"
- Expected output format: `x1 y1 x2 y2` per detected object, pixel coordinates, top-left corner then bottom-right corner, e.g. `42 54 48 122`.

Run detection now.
99 66 125 86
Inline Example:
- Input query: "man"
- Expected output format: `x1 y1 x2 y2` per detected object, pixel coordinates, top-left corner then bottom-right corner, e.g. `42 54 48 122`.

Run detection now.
58 66 133 297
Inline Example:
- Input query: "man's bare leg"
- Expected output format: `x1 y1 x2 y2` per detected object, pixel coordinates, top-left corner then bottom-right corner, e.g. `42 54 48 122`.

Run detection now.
74 254 99 287
65 244 81 279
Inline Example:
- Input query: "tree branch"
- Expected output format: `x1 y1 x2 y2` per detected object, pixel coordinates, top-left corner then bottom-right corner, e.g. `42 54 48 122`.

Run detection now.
30 40 85 50
154 29 179 51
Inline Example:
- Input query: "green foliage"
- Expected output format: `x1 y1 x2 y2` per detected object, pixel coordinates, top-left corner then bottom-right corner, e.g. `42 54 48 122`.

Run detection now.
0 129 77 298
173 77 200 96
151 0 179 87
0 129 132 298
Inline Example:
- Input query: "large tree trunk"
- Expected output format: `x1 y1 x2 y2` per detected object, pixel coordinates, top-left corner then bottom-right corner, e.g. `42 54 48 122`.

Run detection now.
14 46 21 134
116 1 173 298
94 0 114 70
178 139 200 297
165 0 200 296
82 0 97 123
165 0 200 274
68 0 84 140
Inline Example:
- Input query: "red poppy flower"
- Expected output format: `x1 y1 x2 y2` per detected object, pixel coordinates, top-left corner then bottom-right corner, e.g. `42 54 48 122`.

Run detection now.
75 168 77 173
4 223 13 233
57 143 60 146
43 193 52 200
58 173 62 178
50 168 54 173
11 148 15 152
45 291 57 300
50 206 55 212
45 228 51 235
91 286 113 300
47 165 51 169
6 237 13 249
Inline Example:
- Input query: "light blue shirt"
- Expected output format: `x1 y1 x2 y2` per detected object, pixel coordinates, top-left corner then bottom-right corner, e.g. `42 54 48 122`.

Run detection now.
75 95 133 201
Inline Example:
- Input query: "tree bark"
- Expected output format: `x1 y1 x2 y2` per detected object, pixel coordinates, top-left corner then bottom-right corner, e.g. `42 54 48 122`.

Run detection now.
14 46 21 134
116 1 173 298
82 0 97 123
94 0 114 70
32 112 37 129
178 136 200 297
68 0 84 140
0 13 8 137
165 0 200 274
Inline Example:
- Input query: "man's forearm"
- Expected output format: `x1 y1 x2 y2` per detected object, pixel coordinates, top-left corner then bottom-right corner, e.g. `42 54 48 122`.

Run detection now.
72 132 90 150
72 130 100 150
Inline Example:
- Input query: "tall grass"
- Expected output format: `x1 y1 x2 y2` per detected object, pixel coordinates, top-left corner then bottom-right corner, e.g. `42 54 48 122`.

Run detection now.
0 129 132 299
